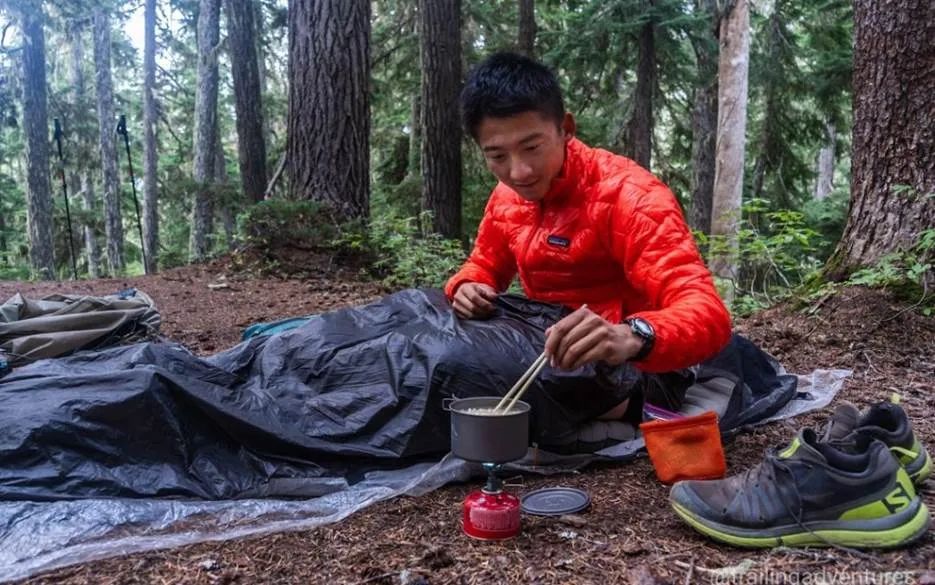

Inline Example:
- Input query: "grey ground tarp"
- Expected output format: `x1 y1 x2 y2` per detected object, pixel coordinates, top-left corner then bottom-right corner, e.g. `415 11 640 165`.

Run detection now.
0 289 160 369
0 288 817 581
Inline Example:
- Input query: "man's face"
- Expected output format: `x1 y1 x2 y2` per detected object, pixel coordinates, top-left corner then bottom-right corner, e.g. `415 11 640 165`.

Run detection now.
475 111 575 202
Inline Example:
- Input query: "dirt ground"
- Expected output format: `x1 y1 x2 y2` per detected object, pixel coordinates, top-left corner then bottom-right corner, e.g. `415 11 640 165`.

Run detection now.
1 261 933 585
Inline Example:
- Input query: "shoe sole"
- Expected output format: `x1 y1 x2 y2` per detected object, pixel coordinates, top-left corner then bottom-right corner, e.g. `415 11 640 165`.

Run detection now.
670 498 931 549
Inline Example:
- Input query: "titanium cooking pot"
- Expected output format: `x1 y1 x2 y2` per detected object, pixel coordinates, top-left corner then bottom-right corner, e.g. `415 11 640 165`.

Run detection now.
444 396 531 463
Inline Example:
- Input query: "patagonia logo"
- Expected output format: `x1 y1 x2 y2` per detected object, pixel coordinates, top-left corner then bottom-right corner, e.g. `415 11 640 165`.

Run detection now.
547 235 571 248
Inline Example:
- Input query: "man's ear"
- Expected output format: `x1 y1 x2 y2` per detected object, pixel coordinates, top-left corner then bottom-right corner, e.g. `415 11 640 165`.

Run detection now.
561 113 576 142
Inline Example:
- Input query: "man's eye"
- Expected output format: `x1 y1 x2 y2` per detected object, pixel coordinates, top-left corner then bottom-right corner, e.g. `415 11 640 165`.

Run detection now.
488 155 506 163
525 144 540 152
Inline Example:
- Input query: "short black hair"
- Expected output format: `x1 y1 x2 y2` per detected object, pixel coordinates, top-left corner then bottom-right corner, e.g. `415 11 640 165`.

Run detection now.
460 52 565 139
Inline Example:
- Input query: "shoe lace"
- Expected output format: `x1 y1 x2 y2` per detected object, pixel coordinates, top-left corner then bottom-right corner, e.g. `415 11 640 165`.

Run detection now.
761 450 874 559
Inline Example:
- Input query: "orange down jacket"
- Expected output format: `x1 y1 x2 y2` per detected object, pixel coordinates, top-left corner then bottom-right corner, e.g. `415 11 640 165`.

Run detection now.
445 138 731 373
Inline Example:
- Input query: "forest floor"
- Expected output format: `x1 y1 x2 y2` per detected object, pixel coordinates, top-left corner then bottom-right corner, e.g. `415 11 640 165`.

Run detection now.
2 256 933 585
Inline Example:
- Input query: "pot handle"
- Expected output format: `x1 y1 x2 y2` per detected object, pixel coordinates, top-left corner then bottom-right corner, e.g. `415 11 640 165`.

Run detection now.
442 398 455 412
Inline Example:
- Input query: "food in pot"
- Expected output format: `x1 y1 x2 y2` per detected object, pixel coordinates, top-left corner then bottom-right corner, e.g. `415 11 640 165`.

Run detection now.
462 407 515 416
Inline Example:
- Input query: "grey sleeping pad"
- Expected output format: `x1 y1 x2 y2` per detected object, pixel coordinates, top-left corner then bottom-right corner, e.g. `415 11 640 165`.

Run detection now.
562 335 798 456
0 290 161 367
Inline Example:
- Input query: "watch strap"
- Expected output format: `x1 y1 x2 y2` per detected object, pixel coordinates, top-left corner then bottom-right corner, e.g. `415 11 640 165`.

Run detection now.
625 318 655 362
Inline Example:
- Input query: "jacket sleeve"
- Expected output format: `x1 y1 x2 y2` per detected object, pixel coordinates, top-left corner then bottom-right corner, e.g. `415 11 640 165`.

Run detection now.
444 194 518 300
607 179 732 372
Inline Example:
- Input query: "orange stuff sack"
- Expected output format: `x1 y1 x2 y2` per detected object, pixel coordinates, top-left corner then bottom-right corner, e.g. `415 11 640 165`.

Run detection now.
640 411 726 484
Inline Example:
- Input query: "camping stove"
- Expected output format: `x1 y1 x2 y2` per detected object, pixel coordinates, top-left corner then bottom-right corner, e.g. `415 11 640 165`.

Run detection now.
461 463 521 540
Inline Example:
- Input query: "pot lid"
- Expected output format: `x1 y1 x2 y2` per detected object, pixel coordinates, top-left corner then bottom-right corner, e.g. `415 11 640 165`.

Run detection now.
520 487 590 516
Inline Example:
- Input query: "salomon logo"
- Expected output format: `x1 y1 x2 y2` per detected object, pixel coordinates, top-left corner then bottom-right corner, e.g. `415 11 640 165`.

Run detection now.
547 235 570 248
881 481 912 514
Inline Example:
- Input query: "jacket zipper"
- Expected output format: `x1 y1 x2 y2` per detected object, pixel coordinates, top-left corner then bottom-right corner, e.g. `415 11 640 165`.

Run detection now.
520 202 544 294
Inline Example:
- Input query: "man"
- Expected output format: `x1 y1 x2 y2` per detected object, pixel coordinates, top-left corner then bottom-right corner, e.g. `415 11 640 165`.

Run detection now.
445 52 731 418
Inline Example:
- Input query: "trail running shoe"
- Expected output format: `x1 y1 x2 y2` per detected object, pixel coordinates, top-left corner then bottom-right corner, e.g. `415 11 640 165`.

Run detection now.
821 398 932 485
669 429 930 549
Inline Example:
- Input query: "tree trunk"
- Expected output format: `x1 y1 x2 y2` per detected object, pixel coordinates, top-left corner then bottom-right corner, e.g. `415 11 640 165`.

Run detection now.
0 188 5 264
80 175 100 278
287 0 370 221
710 0 749 296
419 0 461 238
226 0 267 204
191 0 221 262
215 133 236 251
254 1 272 151
689 0 719 235
517 0 536 58
407 5 421 183
93 9 125 275
624 1 655 170
407 92 421 180
827 0 934 278
21 4 55 280
0 138 7 263
750 0 784 205
0 187 5 263
142 0 158 273
814 121 835 200
67 21 101 278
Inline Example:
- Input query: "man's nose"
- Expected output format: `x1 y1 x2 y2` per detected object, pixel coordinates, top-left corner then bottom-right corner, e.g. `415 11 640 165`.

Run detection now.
510 159 534 183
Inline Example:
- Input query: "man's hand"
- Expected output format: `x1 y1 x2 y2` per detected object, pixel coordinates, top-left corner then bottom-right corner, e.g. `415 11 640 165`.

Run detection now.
452 283 498 319
545 306 643 370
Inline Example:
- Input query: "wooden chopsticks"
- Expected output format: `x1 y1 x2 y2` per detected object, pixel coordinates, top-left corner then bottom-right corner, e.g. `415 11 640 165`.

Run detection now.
494 351 548 414
493 303 587 414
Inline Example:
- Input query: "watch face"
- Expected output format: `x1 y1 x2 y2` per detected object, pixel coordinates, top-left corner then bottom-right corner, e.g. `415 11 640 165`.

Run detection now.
631 318 654 339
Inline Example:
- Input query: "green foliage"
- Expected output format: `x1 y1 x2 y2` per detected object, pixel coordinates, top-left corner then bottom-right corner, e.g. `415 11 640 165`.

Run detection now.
238 199 339 252
847 229 934 292
798 228 935 317
364 211 467 289
745 0 852 210
698 199 830 315
800 186 850 258
0 265 30 281
240 195 465 289
332 206 466 290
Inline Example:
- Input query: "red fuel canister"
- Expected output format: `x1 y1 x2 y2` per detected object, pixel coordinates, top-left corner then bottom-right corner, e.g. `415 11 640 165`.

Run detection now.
462 488 521 540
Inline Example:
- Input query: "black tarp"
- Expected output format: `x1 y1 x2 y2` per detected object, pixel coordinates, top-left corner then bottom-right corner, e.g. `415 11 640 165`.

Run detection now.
0 287 816 580
0 288 795 501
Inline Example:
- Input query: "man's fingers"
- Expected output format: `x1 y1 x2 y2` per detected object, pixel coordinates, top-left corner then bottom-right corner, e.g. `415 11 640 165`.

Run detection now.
563 328 610 370
554 320 592 364
545 307 591 359
465 287 495 310
453 288 498 320
548 308 599 365
476 285 498 300
452 296 472 318
555 317 604 368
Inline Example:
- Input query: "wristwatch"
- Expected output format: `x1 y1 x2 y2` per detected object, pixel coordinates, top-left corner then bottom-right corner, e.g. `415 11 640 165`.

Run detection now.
624 317 655 362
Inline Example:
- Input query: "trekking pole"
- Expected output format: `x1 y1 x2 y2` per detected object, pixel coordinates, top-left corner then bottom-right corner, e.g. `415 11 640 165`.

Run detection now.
52 118 79 280
116 114 149 274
